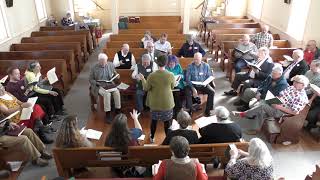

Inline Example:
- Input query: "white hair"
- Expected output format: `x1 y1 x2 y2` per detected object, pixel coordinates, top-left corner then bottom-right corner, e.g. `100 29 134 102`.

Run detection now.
98 53 108 61
243 138 272 168
122 44 129 49
141 54 151 62
293 49 304 58
194 52 202 58
214 106 230 120
272 63 283 74
291 75 310 87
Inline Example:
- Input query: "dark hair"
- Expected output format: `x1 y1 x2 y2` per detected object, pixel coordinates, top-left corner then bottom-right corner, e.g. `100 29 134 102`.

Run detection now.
169 136 190 158
161 33 168 38
105 113 131 153
157 55 168 67
27 61 40 72
7 66 19 75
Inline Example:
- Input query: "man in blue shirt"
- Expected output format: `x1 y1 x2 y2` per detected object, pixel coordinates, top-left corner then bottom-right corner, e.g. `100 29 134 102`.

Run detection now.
185 52 215 116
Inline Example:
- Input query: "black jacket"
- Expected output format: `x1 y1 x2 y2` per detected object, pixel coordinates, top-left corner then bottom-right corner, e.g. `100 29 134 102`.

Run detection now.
254 58 274 81
288 59 309 83
162 129 199 145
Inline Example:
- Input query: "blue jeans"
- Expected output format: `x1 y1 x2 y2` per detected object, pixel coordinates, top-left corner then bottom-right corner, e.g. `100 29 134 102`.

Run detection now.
235 58 249 73
135 89 145 112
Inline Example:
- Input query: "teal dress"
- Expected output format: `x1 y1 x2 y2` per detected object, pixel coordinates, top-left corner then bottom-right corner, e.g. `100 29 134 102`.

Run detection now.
166 64 185 90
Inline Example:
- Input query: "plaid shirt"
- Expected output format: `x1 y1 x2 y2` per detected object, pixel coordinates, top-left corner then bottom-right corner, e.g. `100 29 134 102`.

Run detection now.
278 86 309 113
251 32 273 49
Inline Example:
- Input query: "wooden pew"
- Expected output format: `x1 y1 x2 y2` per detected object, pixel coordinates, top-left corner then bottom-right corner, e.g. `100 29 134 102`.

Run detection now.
53 142 249 178
127 22 182 31
227 48 297 80
106 40 185 49
109 34 185 41
219 40 291 71
217 19 254 23
0 50 77 80
31 30 93 54
40 26 75 31
10 42 84 67
119 29 179 35
103 48 180 59
138 16 181 22
214 16 248 20
21 35 88 60
0 59 69 91
179 57 194 69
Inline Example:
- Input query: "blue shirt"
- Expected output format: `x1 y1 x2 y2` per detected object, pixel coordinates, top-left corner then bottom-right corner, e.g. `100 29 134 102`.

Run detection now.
186 62 212 87
166 64 185 89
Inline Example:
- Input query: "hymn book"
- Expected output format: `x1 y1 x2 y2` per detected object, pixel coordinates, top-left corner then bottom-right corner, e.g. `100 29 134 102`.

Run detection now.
0 111 20 125
174 75 182 87
97 73 119 83
245 60 261 71
80 127 102 140
20 97 38 120
0 75 8 83
234 47 252 54
152 160 162 175
191 76 215 86
47 67 58 84
283 55 294 62
195 116 218 129
169 119 192 131
265 91 283 105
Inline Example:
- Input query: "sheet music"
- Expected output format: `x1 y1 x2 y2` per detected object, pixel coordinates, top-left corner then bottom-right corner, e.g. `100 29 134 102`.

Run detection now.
195 115 217 128
117 82 130 90
7 161 23 172
47 67 58 84
0 75 8 83
265 91 275 100
152 160 162 175
20 97 38 120
80 127 102 140
0 111 20 124
191 76 214 86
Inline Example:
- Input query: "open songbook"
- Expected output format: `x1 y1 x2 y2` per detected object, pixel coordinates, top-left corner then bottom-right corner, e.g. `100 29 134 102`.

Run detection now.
0 75 8 83
80 127 102 140
265 91 283 105
97 74 119 83
0 111 20 124
47 67 58 84
20 97 38 120
245 60 261 71
191 76 215 86
195 116 218 129
234 47 252 54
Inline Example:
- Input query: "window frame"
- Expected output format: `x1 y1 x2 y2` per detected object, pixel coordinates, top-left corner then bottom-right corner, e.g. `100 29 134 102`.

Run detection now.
34 0 47 23
0 0 11 44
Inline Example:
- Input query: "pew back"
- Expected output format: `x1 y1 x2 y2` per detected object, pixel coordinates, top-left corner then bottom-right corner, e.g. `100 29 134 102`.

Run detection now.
106 41 185 49
103 48 180 59
109 34 185 41
40 26 75 31
119 29 178 34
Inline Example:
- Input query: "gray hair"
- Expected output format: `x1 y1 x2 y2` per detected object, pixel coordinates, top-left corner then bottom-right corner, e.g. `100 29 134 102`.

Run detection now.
291 75 310 87
141 54 151 62
177 110 191 129
186 34 194 42
98 53 108 61
194 52 202 59
311 60 320 67
272 63 283 74
244 138 272 168
122 44 129 50
293 49 304 58
214 106 230 120
169 136 190 158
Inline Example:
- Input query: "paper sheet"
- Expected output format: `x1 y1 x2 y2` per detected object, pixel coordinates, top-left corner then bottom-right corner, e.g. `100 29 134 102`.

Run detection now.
152 160 162 175
195 116 217 128
0 111 20 124
138 134 145 141
80 127 102 140
117 82 130 90
20 97 38 120
0 75 8 83
47 67 58 84
7 161 23 172
265 91 275 100
283 55 293 62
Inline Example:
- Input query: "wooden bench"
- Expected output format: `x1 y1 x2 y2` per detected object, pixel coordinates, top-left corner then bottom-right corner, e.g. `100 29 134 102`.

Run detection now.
21 35 88 61
109 34 185 41
119 29 179 35
227 48 296 80
10 42 84 67
31 30 93 54
127 23 182 32
40 26 75 31
219 40 291 71
218 19 254 24
0 59 69 91
0 50 77 80
106 40 185 49
53 142 249 178
103 48 180 60
138 16 181 22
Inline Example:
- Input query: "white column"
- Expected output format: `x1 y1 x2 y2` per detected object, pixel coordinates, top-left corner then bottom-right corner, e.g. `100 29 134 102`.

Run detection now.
183 0 191 34
111 0 119 34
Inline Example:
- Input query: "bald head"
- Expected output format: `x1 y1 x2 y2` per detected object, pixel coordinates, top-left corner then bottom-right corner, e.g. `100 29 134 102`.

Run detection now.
122 44 130 54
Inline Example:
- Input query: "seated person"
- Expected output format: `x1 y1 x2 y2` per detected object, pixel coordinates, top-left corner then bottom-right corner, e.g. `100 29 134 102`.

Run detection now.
0 83 53 144
225 138 273 179
304 40 320 65
154 33 172 54
199 106 242 143
154 136 208 180
75 20 90 31
233 34 258 73
144 41 162 62
304 60 320 131
251 25 273 49
89 53 121 123
131 54 158 113
113 43 136 69
0 121 52 167
141 30 157 49
61 12 74 26
224 47 274 96
178 34 205 57
25 61 65 116
233 75 310 135
46 15 58 27
185 52 215 117
56 115 92 148
282 49 309 84
6 66 55 122
235 64 289 111
105 110 144 177
165 55 185 118
162 110 198 145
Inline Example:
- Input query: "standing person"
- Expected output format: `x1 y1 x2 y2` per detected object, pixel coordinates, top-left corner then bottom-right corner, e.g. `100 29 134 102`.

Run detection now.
89 53 121 123
251 25 274 49
138 55 175 143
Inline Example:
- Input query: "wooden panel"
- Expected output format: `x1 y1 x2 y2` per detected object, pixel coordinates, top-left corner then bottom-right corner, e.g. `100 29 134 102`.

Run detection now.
109 34 185 41
119 29 179 34
106 41 184 49
40 26 75 31
103 48 179 59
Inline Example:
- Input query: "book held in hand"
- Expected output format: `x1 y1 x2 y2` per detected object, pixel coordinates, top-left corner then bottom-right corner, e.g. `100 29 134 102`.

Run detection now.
152 160 162 175
0 75 8 83
6 125 26 136
97 73 119 83
245 60 261 71
195 116 217 129
265 91 283 105
283 55 294 62
234 47 252 54
47 67 58 84
80 127 102 140
191 76 215 86
20 97 38 120
117 82 130 90
0 111 20 124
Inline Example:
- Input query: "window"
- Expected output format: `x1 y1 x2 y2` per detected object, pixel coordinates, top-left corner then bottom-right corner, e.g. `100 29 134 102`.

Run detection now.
73 0 96 16
0 1 10 42
35 0 47 22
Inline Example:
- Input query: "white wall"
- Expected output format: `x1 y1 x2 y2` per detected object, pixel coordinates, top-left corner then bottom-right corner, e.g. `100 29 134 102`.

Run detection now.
303 0 320 46
0 0 52 51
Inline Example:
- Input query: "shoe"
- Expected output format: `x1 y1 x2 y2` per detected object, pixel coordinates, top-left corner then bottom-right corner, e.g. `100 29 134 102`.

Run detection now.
237 105 249 111
224 90 237 96
32 158 49 167
244 130 257 135
115 108 122 114
233 100 246 106
37 129 54 144
41 151 53 160
105 112 112 124
0 170 10 178
149 135 155 144
204 111 213 117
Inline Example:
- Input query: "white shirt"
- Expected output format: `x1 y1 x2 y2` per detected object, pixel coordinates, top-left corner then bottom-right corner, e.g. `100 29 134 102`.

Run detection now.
154 40 172 53
131 62 158 80
113 51 136 70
